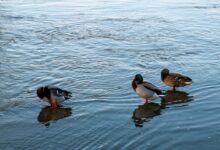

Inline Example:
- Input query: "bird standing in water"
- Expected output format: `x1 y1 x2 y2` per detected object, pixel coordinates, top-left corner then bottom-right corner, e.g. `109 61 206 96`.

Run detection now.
37 86 72 109
132 74 163 103
161 68 192 91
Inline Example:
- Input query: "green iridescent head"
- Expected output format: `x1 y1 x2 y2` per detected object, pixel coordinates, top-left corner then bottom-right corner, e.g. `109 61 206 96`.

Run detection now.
134 74 143 84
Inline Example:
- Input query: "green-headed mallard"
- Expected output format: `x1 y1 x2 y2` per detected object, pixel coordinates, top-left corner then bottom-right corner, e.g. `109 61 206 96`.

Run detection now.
132 74 163 103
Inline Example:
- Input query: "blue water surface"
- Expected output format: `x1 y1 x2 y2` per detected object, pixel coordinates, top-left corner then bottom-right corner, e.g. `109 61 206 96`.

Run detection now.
0 0 220 149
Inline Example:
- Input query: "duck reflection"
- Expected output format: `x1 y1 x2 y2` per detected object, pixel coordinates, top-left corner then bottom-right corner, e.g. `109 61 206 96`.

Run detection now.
37 106 72 127
132 102 161 127
132 91 193 127
161 90 193 108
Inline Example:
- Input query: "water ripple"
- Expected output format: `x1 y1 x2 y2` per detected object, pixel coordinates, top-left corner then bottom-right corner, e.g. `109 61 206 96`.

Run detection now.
1 0 220 149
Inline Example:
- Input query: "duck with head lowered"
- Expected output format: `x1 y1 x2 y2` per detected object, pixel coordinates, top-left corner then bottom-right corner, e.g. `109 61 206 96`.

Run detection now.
37 86 72 109
161 68 192 91
132 74 164 103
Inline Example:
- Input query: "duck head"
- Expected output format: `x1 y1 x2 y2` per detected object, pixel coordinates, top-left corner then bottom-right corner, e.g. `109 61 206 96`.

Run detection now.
132 74 143 91
134 74 143 84
161 68 169 81
37 87 45 99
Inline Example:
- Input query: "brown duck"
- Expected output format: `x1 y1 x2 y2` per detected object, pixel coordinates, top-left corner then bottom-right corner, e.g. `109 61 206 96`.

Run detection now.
161 68 192 91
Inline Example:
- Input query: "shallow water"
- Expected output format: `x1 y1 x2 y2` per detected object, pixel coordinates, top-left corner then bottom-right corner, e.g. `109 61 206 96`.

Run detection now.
1 0 220 149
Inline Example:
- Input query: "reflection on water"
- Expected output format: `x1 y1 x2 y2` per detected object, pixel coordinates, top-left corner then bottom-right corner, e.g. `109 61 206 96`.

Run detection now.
132 102 161 127
161 90 193 107
37 106 72 127
133 91 193 127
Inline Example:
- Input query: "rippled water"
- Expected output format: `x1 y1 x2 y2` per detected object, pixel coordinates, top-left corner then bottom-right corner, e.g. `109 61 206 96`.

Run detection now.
1 0 220 149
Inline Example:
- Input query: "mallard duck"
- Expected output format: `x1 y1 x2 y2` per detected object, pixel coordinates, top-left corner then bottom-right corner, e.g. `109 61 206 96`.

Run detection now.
132 74 163 103
37 86 72 109
161 68 192 91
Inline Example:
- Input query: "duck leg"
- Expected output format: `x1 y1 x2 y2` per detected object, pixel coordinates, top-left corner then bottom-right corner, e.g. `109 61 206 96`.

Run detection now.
51 99 57 110
145 99 149 104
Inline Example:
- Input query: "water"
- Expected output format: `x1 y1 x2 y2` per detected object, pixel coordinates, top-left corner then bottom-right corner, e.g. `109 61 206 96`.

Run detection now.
1 0 220 149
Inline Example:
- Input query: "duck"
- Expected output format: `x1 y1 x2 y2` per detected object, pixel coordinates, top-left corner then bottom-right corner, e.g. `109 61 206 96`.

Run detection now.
37 86 72 109
161 68 192 91
132 74 163 103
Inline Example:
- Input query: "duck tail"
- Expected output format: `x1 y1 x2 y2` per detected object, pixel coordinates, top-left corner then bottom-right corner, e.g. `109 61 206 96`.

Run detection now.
183 76 193 85
158 94 166 98
158 90 166 97
63 90 72 99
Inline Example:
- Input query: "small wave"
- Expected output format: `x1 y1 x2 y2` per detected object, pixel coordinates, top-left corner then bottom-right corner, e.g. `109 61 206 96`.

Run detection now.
190 83 220 96
100 17 171 24
176 4 220 10
193 4 220 9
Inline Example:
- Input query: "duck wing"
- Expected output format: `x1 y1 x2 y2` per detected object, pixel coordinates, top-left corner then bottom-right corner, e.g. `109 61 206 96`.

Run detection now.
47 86 72 100
142 81 162 95
169 73 192 86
